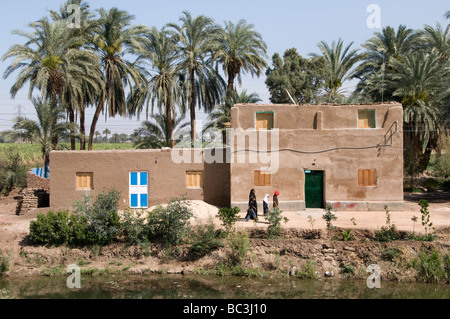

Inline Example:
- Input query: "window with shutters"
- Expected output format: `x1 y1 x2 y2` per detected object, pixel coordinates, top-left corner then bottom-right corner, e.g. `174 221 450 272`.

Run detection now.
254 171 271 187
358 110 376 128
358 169 377 186
186 171 203 189
76 173 93 191
256 112 274 130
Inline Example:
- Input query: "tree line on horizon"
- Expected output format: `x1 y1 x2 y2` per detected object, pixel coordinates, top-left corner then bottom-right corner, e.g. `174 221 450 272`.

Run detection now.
1 0 449 182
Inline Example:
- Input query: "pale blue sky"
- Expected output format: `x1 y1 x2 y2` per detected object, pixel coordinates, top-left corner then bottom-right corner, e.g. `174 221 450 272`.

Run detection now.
0 0 448 134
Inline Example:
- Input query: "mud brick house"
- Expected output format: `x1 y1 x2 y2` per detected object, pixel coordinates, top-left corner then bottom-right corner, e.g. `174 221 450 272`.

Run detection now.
50 102 404 212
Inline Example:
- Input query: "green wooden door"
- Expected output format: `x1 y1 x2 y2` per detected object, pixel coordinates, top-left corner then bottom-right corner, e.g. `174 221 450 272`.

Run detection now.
305 171 324 208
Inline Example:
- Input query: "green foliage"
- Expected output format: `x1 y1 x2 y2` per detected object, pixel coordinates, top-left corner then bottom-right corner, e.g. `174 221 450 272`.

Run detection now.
414 248 448 283
337 230 354 241
266 207 289 239
29 211 71 245
374 224 401 242
265 48 327 104
73 189 121 245
296 260 319 279
228 232 250 265
419 199 436 238
120 210 148 246
322 205 337 230
189 220 224 258
340 264 355 275
147 197 193 246
218 206 240 234
0 148 28 195
0 251 10 274
381 247 403 262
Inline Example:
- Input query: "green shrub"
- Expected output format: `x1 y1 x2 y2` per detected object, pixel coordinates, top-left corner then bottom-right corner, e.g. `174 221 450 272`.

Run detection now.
419 199 435 238
218 207 240 234
228 232 250 265
266 207 289 239
340 264 355 275
381 247 403 262
322 205 337 230
73 189 121 245
0 148 28 195
337 230 353 241
120 209 148 245
296 260 319 279
29 211 71 245
147 197 193 246
189 220 224 258
374 224 401 242
0 251 10 274
414 248 447 283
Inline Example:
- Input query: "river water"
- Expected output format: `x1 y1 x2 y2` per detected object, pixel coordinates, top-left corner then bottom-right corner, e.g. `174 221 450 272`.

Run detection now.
0 274 448 299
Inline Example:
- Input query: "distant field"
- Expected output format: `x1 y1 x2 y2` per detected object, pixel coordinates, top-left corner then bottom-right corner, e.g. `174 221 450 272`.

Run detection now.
0 143 135 166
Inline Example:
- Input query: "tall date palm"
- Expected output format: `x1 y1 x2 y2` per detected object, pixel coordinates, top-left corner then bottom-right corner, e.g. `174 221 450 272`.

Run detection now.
167 11 225 142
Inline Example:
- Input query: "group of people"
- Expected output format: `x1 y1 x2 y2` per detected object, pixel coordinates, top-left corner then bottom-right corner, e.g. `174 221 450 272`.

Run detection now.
245 189 280 222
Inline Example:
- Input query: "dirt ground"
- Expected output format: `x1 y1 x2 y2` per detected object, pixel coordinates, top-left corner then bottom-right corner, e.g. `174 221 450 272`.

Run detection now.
0 189 449 279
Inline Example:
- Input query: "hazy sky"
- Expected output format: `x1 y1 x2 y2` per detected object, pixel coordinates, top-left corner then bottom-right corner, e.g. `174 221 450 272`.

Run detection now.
0 0 448 135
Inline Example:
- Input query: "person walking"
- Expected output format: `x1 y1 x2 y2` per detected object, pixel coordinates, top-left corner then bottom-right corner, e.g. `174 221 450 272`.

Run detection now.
263 194 270 215
273 191 280 210
246 196 258 221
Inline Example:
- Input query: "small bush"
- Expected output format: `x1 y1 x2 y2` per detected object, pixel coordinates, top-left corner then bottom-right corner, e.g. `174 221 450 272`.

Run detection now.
228 232 250 265
296 260 319 279
0 251 10 274
189 220 224 258
374 224 401 242
29 211 71 245
337 230 353 241
322 205 337 230
120 210 148 245
414 248 447 283
147 197 193 246
381 247 403 262
266 207 289 239
218 207 240 234
0 148 28 195
340 264 355 275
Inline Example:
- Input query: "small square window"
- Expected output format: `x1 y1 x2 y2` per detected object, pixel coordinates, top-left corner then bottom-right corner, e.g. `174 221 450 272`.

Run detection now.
256 112 274 130
76 173 93 190
254 171 271 186
358 110 376 128
358 169 377 186
186 171 203 189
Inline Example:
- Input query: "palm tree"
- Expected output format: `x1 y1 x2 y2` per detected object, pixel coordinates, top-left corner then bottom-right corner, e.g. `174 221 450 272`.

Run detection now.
95 131 101 143
421 23 450 60
204 90 261 133
214 20 268 95
12 97 77 170
103 128 111 143
445 10 450 19
50 0 104 151
133 114 189 149
87 7 147 151
129 27 185 148
167 11 225 142
388 51 449 172
310 39 364 102
353 25 419 102
2 13 102 151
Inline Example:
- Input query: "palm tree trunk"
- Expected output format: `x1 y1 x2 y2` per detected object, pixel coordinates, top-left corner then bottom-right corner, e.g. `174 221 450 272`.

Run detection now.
88 98 104 151
189 70 196 145
80 107 86 151
69 108 76 150
166 100 174 148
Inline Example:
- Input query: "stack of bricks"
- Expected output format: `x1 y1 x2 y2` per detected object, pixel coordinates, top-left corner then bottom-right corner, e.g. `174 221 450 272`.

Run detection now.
15 171 50 215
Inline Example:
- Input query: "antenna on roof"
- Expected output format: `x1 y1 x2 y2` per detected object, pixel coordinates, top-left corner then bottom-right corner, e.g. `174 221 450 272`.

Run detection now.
285 89 298 105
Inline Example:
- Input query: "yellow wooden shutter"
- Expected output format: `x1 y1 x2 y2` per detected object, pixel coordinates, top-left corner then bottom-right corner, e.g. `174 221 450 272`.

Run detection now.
369 169 376 186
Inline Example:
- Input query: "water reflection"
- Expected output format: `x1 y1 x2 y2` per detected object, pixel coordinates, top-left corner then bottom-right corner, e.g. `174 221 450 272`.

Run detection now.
0 275 448 299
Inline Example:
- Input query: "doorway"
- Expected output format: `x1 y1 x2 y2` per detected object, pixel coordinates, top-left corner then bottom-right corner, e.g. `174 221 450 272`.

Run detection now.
305 171 324 209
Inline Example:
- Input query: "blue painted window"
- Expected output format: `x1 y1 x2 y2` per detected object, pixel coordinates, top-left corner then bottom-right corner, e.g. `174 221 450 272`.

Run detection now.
129 172 148 209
